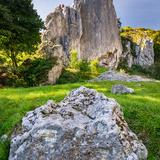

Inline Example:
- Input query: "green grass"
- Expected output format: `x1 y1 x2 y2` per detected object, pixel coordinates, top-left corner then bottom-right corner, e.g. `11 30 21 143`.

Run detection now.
0 81 160 159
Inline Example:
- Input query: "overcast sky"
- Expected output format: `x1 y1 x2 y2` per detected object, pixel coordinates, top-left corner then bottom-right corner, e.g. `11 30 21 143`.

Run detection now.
32 0 160 30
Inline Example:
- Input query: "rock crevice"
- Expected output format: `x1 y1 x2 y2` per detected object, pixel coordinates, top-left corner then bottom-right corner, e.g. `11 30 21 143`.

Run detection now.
9 87 148 160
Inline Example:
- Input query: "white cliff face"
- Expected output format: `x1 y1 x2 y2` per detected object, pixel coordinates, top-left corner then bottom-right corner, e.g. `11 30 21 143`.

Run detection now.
9 87 148 160
122 38 154 68
41 0 122 84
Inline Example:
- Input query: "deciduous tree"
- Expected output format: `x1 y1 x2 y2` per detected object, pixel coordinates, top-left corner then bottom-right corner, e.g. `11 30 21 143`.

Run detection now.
0 0 43 67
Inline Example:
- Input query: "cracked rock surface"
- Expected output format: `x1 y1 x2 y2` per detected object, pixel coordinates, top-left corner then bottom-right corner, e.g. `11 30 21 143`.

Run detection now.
9 86 148 160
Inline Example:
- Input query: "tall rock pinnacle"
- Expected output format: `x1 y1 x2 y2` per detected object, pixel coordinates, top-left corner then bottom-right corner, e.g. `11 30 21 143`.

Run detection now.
41 0 122 84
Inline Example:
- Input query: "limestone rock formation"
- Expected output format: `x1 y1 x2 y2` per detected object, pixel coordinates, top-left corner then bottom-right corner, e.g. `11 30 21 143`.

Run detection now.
9 87 148 160
121 38 154 68
41 0 122 84
111 84 134 94
73 0 122 68
135 38 154 67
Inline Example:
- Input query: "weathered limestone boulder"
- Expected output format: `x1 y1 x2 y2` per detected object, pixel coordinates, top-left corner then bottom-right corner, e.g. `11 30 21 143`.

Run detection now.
41 0 122 84
111 84 134 94
9 87 147 160
121 38 154 68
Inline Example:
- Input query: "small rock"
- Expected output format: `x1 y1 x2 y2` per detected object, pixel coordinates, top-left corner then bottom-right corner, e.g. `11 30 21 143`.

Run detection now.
0 134 8 142
111 84 134 94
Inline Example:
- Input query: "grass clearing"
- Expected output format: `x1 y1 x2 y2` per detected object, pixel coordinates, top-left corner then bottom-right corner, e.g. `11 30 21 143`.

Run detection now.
0 81 160 159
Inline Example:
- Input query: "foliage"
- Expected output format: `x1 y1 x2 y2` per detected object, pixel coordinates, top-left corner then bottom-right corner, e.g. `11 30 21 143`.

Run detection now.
0 0 43 67
118 63 160 80
69 50 79 69
120 27 160 80
79 60 91 72
20 58 55 86
117 57 129 71
5 58 55 87
0 81 160 159
58 51 106 84
90 59 99 74
148 63 160 80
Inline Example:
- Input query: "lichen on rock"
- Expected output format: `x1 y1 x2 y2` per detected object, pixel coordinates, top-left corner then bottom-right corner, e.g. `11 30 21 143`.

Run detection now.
9 87 148 160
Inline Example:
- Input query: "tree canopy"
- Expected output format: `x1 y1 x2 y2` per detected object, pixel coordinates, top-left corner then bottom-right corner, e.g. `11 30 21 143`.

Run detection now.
0 0 43 67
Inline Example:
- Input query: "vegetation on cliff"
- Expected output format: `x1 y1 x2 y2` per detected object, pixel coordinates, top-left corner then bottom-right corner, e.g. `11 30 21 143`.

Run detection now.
57 50 106 84
120 27 160 79
121 27 160 61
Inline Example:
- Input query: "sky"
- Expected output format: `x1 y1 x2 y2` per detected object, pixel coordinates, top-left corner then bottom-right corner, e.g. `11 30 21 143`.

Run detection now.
32 0 160 30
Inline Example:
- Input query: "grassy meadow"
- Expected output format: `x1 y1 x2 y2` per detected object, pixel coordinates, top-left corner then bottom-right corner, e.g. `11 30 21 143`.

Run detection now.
0 81 160 160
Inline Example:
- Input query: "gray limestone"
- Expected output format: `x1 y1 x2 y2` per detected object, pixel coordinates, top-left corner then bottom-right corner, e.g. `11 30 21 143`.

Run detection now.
111 84 134 94
9 87 147 160
41 0 122 84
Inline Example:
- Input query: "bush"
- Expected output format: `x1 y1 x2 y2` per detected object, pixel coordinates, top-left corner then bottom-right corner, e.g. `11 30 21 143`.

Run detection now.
79 60 91 72
148 63 160 80
20 58 55 86
57 51 107 84
2 58 55 87
120 63 160 80
69 50 79 69
90 59 99 74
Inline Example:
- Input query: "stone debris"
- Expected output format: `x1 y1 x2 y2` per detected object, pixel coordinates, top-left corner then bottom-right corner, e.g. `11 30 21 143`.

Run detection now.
90 70 157 82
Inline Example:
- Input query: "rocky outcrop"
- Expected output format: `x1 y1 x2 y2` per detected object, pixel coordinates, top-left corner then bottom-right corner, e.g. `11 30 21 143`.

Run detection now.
135 38 154 67
111 84 134 94
41 0 122 84
121 38 154 68
9 87 148 160
90 70 156 82
73 0 122 68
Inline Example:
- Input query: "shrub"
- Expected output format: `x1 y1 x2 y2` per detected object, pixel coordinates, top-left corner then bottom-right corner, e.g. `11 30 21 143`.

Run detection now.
79 60 91 72
2 58 55 87
69 50 79 69
20 58 55 86
148 63 160 80
57 51 107 84
90 59 99 74
120 63 160 80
